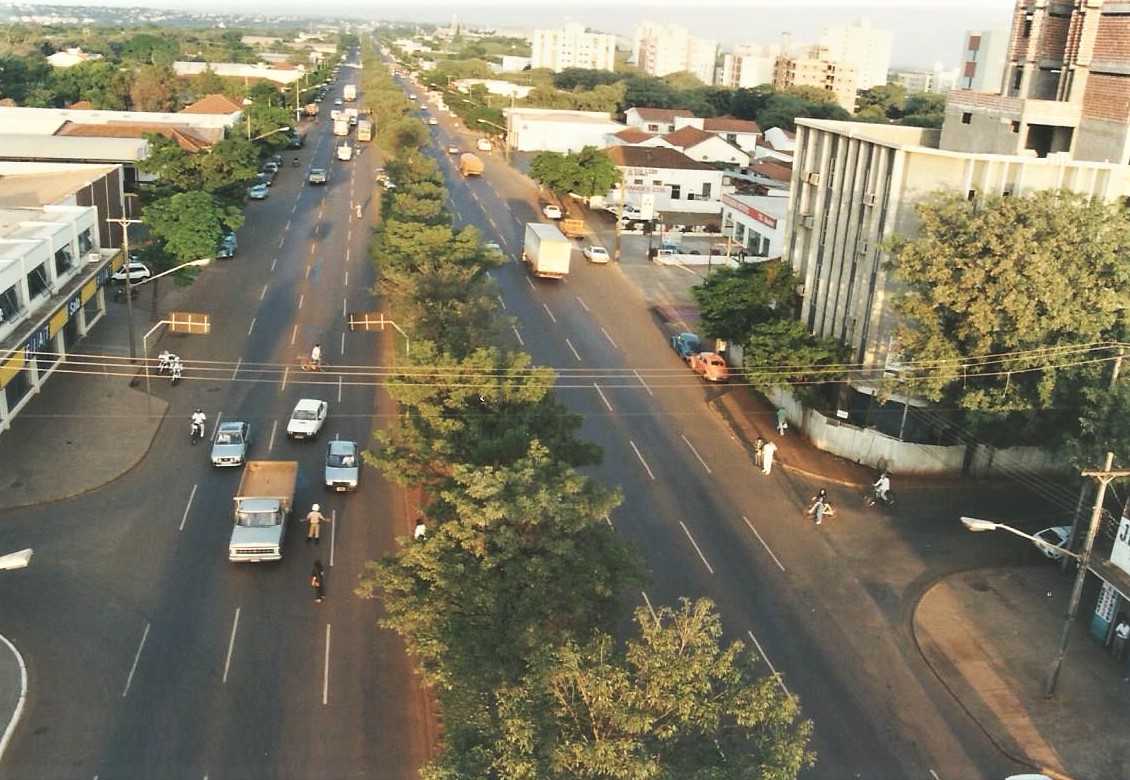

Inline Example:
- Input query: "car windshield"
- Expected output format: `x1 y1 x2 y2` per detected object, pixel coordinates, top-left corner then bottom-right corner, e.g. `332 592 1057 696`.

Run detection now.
236 509 280 528
294 410 317 421
328 453 356 467
217 432 242 444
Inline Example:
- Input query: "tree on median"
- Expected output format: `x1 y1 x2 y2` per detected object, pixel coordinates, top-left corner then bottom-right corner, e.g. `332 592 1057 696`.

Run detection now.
529 146 621 201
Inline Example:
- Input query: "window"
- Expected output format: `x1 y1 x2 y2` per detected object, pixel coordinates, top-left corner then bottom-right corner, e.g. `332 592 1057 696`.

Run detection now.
961 112 972 125
1010 121 1020 134
0 284 20 323
78 228 94 256
701 182 712 199
669 184 681 200
26 263 49 299
1022 12 1033 37
647 123 659 132
54 245 75 275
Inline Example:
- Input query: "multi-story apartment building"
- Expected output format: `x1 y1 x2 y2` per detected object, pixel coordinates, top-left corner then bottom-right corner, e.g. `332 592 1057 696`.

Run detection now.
716 44 781 89
772 47 859 111
634 23 717 85
818 18 892 90
530 23 617 73
959 28 1009 92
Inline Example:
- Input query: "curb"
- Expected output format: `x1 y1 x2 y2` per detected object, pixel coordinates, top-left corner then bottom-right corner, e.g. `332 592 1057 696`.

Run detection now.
0 634 27 767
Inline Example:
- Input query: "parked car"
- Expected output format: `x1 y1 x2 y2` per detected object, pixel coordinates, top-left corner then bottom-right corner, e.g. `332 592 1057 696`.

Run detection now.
670 332 703 361
428 117 438 126
248 184 269 200
211 421 251 467
216 231 237 259
542 203 562 220
583 244 610 264
308 168 328 185
286 399 328 440
689 351 730 383
268 153 283 166
476 137 492 152
263 161 280 174
259 169 276 187
324 439 360 491
484 241 503 256
447 144 460 155
1034 526 1073 560
110 261 152 285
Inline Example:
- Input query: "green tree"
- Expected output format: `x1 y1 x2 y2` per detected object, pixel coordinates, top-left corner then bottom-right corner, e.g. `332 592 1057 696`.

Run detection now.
50 60 131 109
855 83 906 121
143 190 236 263
691 260 799 342
358 443 641 692
756 87 850 132
446 599 814 780
129 63 178 111
901 92 946 128
529 146 621 199
742 319 853 396
886 189 1130 417
554 68 622 91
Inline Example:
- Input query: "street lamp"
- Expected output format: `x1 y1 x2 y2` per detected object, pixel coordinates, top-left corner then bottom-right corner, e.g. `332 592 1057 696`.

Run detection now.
0 548 32 570
960 517 1084 560
476 118 510 164
250 126 292 144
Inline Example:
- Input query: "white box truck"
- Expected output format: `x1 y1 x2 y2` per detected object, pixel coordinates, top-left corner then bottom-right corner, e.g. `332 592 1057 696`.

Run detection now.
333 116 349 136
522 223 571 279
337 143 353 161
343 84 357 101
228 461 297 562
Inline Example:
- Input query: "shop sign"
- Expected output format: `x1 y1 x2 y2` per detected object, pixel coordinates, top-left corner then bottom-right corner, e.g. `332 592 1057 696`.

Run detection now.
1111 512 1130 575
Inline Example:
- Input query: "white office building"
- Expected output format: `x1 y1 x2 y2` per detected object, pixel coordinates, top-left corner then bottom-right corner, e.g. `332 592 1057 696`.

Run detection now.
818 18 893 90
531 23 618 73
634 23 718 85
960 28 1009 92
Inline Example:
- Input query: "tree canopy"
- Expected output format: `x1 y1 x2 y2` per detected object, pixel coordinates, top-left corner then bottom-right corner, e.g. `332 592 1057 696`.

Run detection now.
887 189 1130 447
529 146 621 199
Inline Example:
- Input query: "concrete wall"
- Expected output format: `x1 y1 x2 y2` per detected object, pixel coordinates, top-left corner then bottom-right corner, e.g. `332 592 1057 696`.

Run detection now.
767 387 1065 476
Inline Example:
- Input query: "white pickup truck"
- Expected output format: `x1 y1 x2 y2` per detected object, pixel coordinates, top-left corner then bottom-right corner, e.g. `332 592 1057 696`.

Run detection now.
337 143 353 162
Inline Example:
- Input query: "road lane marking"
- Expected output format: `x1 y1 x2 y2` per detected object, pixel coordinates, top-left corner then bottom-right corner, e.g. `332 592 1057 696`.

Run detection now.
525 277 535 290
337 375 343 404
679 521 714 574
747 630 792 699
290 324 298 345
210 412 222 438
269 420 278 451
122 623 150 697
323 624 331 705
512 325 524 346
344 270 349 287
179 484 199 532
593 383 613 412
633 368 653 396
298 293 305 310
600 327 618 349
247 317 255 336
743 515 786 572
566 339 581 361
542 302 556 323
497 294 506 310
222 608 240 684
575 296 589 312
305 264 312 279
230 358 242 381
681 435 712 474
641 590 657 620
259 284 268 301
339 331 345 355
270 257 278 273
629 440 654 480
280 367 289 393
330 509 337 566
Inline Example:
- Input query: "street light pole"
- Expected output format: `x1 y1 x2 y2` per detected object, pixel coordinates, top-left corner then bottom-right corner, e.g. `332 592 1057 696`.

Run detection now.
1044 452 1130 697
105 214 143 363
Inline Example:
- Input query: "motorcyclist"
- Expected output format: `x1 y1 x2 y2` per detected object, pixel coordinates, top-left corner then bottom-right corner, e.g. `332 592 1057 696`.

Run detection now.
190 408 206 439
873 471 891 504
807 488 829 524
171 357 183 381
158 351 176 373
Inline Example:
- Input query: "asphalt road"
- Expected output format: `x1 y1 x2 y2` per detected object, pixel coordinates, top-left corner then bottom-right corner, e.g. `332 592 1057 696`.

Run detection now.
421 99 1014 778
0 66 430 779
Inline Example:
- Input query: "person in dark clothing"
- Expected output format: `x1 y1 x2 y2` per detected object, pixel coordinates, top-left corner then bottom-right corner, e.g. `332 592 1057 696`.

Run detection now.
311 560 326 603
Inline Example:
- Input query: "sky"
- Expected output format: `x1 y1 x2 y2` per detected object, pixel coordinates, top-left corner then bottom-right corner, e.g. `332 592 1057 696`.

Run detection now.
42 0 1019 70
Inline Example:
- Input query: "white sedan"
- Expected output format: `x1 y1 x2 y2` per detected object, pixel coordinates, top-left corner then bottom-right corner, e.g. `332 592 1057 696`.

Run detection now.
1033 526 1073 560
248 184 269 200
542 203 562 220
583 245 610 264
286 399 328 440
110 261 152 285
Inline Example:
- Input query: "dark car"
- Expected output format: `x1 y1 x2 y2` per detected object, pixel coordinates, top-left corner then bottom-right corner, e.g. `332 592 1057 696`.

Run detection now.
670 332 703 361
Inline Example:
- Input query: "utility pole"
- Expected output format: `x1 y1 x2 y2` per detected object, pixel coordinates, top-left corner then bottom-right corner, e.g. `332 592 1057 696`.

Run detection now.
1045 451 1130 696
612 182 625 264
105 213 143 363
1111 345 1125 391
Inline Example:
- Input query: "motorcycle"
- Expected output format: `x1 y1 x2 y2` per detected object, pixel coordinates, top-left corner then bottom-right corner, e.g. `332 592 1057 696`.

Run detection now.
170 360 183 385
113 286 138 303
157 351 179 375
190 421 204 444
864 486 895 508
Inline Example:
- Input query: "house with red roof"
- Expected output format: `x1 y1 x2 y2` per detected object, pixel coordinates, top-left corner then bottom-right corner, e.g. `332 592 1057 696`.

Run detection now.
601 145 729 216
656 125 750 166
624 107 695 134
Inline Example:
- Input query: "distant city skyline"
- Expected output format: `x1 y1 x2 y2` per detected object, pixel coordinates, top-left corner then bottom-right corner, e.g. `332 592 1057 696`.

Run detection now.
21 1 1018 70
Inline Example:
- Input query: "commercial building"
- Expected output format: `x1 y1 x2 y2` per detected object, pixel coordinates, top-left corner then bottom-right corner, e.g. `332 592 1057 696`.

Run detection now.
634 23 717 85
530 23 617 73
720 193 788 259
0 163 129 430
504 107 625 154
602 145 727 217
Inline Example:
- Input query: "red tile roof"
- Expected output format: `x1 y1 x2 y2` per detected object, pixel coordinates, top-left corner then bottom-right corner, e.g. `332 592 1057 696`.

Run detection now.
631 107 695 122
55 122 213 152
180 94 243 114
661 126 715 148
703 115 761 134
605 145 717 171
747 158 793 182
613 127 654 143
